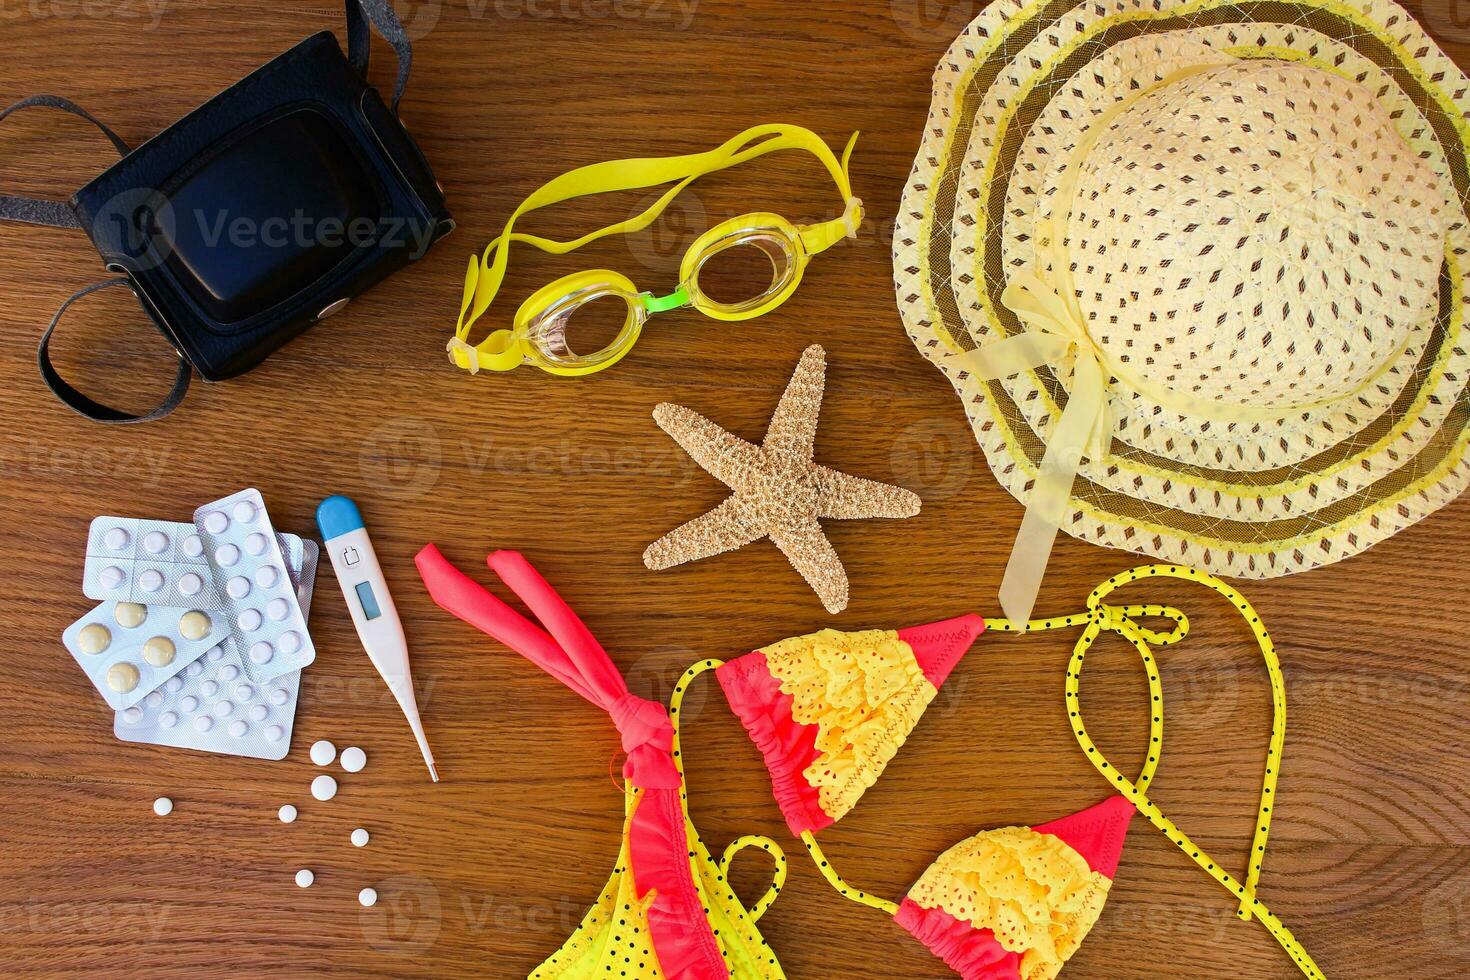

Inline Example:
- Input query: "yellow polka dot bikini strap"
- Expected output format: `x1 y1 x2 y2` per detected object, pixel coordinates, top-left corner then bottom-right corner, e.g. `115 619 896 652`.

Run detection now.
995 565 1323 980
670 660 788 923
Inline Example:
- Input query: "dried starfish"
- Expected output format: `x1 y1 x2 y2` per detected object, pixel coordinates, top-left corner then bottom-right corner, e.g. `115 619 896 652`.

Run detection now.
644 345 921 614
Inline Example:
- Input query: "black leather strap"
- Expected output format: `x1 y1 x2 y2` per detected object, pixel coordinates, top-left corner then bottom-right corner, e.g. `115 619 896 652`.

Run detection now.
345 0 414 113
0 95 129 229
38 279 192 424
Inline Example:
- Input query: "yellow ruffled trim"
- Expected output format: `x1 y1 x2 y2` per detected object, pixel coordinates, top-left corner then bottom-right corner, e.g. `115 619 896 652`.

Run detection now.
907 826 1112 980
761 628 937 823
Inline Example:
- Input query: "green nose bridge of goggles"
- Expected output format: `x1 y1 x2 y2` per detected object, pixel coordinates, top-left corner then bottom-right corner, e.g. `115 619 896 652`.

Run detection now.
447 124 863 378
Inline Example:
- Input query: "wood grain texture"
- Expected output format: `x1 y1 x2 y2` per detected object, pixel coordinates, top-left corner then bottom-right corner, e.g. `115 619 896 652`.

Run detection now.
1 2 1468 977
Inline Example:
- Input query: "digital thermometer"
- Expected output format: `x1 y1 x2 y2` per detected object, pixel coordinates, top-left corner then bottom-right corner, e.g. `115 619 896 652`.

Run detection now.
316 495 438 782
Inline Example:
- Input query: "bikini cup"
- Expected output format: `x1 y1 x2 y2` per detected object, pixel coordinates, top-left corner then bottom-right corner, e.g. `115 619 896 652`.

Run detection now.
717 566 1324 980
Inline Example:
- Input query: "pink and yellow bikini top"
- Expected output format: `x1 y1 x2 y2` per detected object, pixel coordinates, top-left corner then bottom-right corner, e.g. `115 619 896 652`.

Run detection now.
417 550 1323 980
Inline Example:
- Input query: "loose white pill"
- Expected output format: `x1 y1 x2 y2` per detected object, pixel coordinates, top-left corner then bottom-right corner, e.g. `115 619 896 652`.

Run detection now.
153 797 172 816
180 696 199 713
238 608 263 631
340 747 366 773
138 569 164 593
269 688 289 706
182 534 204 557
295 868 314 888
142 531 168 554
255 564 280 589
278 804 297 823
103 527 130 551
193 715 213 733
351 828 369 847
99 566 125 589
122 706 143 724
311 775 337 801
178 572 204 597
216 544 240 567
248 703 268 722
249 641 274 665
358 887 378 907
213 699 234 718
232 500 258 523
266 598 290 621
278 630 302 655
229 720 247 738
160 711 179 728
202 511 228 533
310 740 337 766
227 576 250 599
265 724 285 742
244 532 268 555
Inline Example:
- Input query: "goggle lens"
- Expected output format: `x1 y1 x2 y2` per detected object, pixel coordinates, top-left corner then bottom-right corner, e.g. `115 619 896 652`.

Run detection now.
688 227 800 318
522 282 646 371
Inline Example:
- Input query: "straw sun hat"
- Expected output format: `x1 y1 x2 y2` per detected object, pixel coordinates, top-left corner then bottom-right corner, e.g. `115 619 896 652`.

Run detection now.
895 0 1470 620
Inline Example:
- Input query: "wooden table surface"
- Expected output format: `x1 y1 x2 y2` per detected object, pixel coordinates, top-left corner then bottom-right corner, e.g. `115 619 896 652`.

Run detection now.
2 2 1468 977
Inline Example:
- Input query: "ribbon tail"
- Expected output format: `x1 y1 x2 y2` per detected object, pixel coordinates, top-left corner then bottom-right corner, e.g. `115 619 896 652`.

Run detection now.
950 330 1073 381
998 355 1109 624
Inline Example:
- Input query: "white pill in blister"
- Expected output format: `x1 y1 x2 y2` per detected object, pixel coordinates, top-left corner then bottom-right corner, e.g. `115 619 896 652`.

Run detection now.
200 680 218 698
138 569 164 593
182 534 204 557
238 608 263 631
278 630 302 655
165 676 183 693
160 711 179 728
227 577 250 599
122 706 143 724
248 704 268 723
103 527 130 551
153 797 173 816
351 828 369 847
255 564 280 589
358 888 377 907
219 664 239 682
311 775 337 801
203 511 228 533
278 804 297 823
234 682 254 700
245 532 268 555
193 715 213 733
295 868 314 888
185 661 203 677
249 641 274 665
310 740 336 766
178 572 204 597
229 720 247 738
340 747 366 773
266 598 290 621
142 531 168 554
265 724 285 742
100 566 125 589
270 688 289 706
232 500 258 523
216 544 241 567
206 646 224 662
145 691 163 708
213 700 234 717
180 696 199 713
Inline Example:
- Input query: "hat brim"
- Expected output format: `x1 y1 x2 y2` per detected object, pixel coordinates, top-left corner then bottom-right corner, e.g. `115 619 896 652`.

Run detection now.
896 0 1470 577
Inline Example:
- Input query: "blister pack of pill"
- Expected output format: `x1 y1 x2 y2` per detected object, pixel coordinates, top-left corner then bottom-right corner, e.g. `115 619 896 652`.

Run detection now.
83 518 220 609
192 489 316 684
62 600 230 711
113 541 318 760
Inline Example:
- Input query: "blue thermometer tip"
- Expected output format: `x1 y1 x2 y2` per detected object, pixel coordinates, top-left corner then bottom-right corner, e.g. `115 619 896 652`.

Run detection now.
316 495 365 541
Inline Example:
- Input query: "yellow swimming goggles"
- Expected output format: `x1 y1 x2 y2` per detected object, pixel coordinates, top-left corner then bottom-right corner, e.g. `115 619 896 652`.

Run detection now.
448 123 862 377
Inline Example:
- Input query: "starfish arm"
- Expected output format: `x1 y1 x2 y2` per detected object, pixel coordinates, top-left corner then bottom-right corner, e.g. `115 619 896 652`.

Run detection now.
768 517 850 615
762 344 826 463
643 497 766 570
653 403 762 489
814 466 923 520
